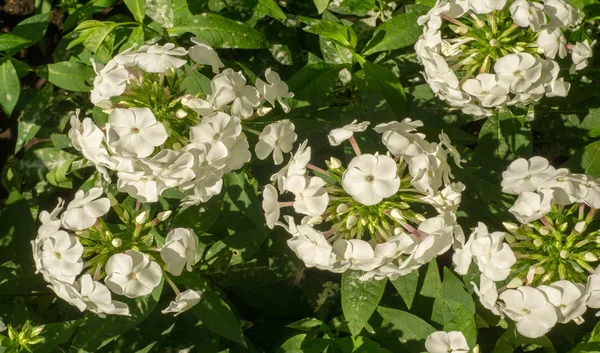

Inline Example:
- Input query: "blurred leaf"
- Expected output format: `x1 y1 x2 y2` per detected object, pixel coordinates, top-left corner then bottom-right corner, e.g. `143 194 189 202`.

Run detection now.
248 0 287 22
70 280 164 352
121 25 145 52
286 62 345 111
390 271 418 309
565 140 600 178
492 326 556 353
341 271 387 336
277 334 306 352
0 34 31 52
32 320 83 353
146 0 175 28
363 10 427 55
125 0 146 22
376 307 436 353
14 85 53 153
6 58 31 77
37 62 94 92
286 318 323 331
7 13 51 55
171 192 223 234
362 60 407 119
304 20 357 48
327 0 375 16
168 13 267 48
314 0 330 14
0 60 20 116
419 259 441 298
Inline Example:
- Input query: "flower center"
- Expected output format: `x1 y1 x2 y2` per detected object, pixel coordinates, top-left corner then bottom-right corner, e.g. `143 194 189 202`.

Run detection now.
54 252 62 259
131 127 140 134
366 175 375 182
129 272 137 280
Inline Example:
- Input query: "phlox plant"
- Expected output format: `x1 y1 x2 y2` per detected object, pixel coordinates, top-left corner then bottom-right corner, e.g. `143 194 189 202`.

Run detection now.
1 0 600 352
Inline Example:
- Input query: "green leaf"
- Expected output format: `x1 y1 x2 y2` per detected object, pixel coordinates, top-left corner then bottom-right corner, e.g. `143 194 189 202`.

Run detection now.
362 60 407 119
362 10 426 55
146 0 174 28
250 0 287 22
168 13 267 48
492 326 556 353
171 192 223 234
327 0 375 16
82 22 119 54
0 34 31 52
314 0 330 14
0 60 20 116
376 307 436 353
7 58 31 77
304 20 357 48
341 270 387 336
223 171 265 230
8 13 50 54
390 271 418 309
286 62 345 111
565 140 600 178
277 334 306 352
286 318 323 331
32 320 83 353
70 280 164 352
420 259 441 298
181 273 246 346
37 62 94 92
14 85 53 153
125 0 146 22
121 25 145 52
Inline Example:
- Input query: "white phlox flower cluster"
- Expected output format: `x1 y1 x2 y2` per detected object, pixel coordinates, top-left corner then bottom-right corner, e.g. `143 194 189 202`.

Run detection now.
76 39 294 204
453 156 600 338
32 188 205 317
262 118 465 280
425 331 470 353
416 0 596 116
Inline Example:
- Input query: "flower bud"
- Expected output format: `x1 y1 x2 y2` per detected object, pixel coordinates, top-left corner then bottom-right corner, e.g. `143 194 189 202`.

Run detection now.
504 232 516 244
584 252 598 262
157 210 172 221
558 222 569 232
506 277 523 288
306 216 323 225
346 215 358 227
539 227 549 236
560 250 569 259
336 204 349 214
390 209 404 221
257 107 273 116
534 266 545 275
112 238 122 248
135 210 150 225
175 109 188 119
328 157 342 170
574 221 587 233
503 222 519 234
533 239 543 247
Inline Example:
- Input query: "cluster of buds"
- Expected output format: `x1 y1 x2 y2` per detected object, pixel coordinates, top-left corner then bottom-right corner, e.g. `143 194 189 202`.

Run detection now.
31 188 205 317
453 157 600 338
262 118 465 280
0 320 45 353
416 0 596 116
73 39 294 204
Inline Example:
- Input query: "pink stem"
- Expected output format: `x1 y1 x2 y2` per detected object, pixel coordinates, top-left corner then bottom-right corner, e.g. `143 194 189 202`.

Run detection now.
278 201 294 208
587 208 597 222
348 136 361 156
401 222 425 240
307 163 329 175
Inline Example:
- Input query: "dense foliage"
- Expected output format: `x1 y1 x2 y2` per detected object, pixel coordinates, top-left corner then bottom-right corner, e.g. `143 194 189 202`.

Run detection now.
0 0 599 352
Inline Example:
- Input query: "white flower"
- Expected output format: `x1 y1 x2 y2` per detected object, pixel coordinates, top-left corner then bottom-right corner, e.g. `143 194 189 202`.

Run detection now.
40 230 83 283
285 175 329 217
107 108 168 158
425 331 469 353
545 77 570 97
287 225 334 270
581 176 600 209
77 274 130 316
255 120 297 165
255 68 294 113
135 43 188 73
262 184 280 229
162 289 202 316
462 73 510 107
412 212 456 264
469 0 508 14
494 53 542 93
189 38 224 74
539 280 588 323
161 228 199 276
587 272 600 309
473 275 500 315
90 59 129 104
61 187 110 231
537 27 567 59
461 223 516 281
421 182 465 213
342 154 400 206
327 120 370 146
570 40 596 73
374 119 426 158
146 149 196 190
105 250 162 298
332 239 380 272
510 0 546 31
37 199 64 240
211 69 260 119
68 114 112 171
509 190 554 223
538 169 588 205
182 95 215 117
499 286 558 338
408 147 450 193
544 0 579 28
501 157 555 194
